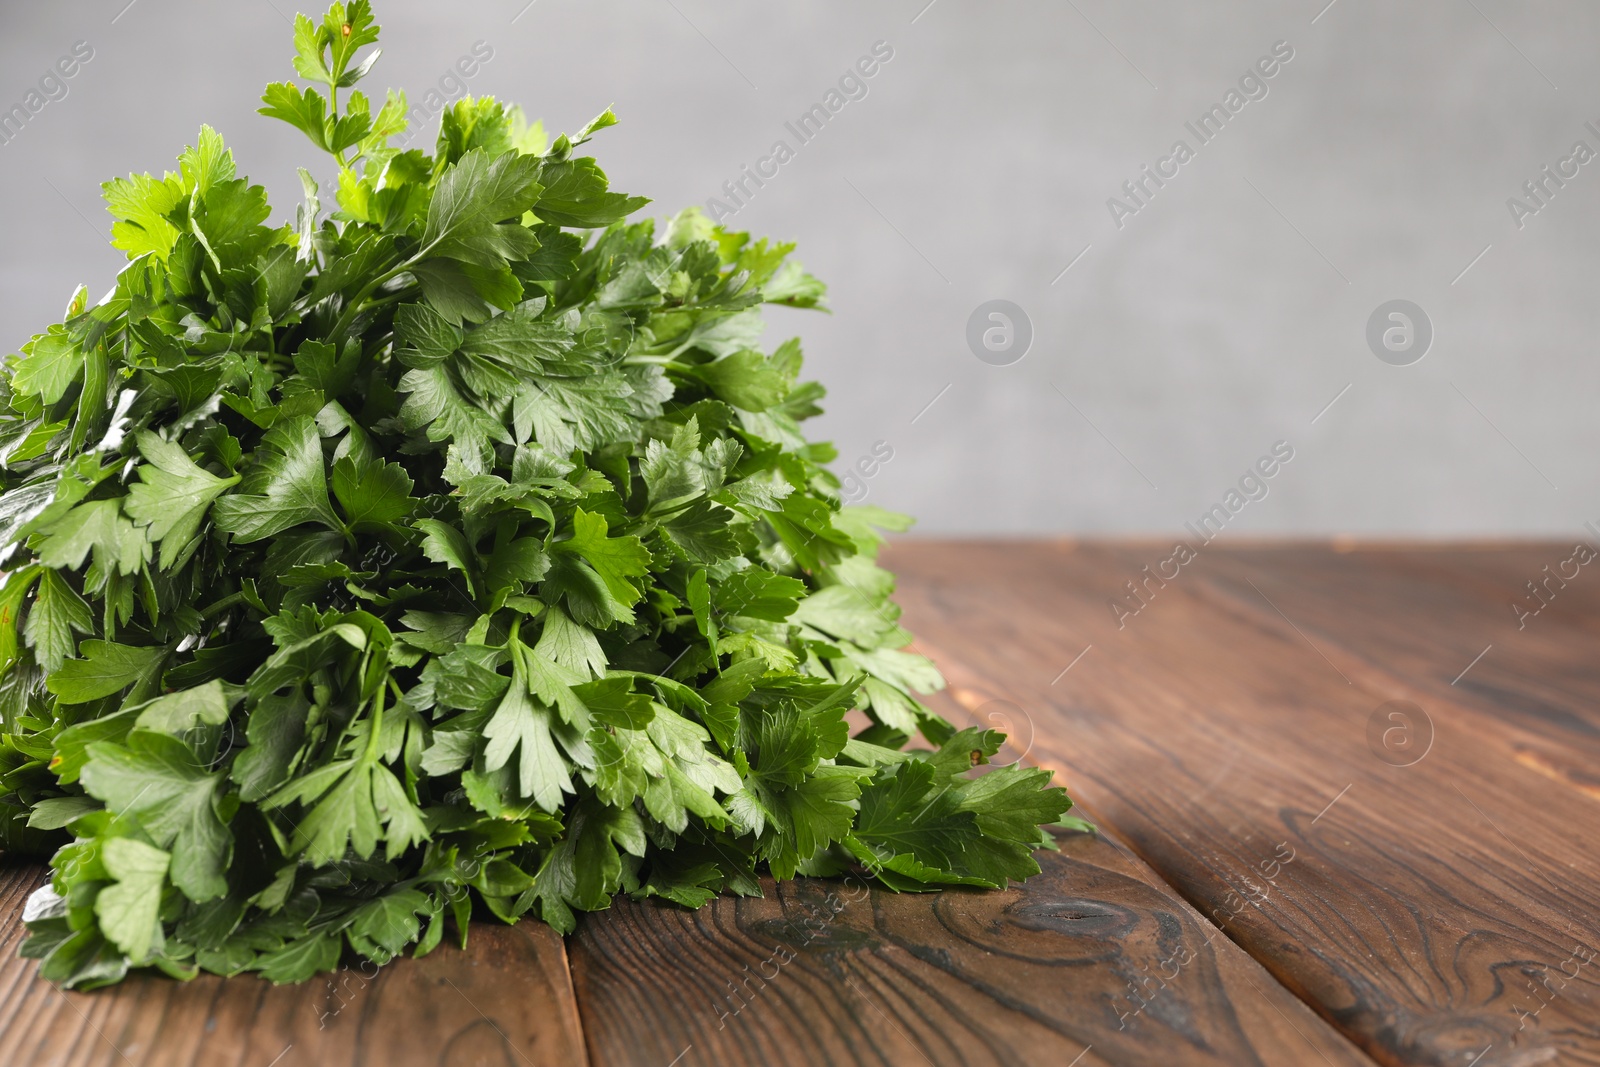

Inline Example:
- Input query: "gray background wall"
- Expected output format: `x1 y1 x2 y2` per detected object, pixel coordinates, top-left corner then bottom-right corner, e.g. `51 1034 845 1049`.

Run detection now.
1 1 1595 537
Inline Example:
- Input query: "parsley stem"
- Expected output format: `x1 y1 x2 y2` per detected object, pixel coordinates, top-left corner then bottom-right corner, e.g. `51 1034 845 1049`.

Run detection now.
362 680 385 764
622 354 687 367
361 330 394 363
327 258 415 341
199 591 246 619
329 83 348 171
362 289 416 313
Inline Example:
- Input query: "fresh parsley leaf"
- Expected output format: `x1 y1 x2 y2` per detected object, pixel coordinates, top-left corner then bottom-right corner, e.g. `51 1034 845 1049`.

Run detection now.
80 730 232 901
126 431 241 568
47 641 167 705
211 416 344 542
24 570 93 672
95 838 170 962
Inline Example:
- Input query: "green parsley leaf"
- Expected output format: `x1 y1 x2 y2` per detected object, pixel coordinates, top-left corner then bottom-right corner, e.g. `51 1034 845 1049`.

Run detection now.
47 641 167 704
80 730 232 901
126 431 241 568
211 416 344 542
95 838 171 962
24 570 94 672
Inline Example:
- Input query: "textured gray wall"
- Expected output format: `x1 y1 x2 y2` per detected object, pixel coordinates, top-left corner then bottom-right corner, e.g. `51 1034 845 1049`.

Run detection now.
1 1 1595 536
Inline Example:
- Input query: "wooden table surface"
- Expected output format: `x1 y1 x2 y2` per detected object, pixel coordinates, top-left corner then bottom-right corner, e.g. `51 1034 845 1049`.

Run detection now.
2 542 1596 1067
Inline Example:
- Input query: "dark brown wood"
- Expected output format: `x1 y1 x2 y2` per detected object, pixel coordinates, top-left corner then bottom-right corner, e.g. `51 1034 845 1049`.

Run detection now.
9 542 1598 1067
568 828 1373 1067
0 860 589 1067
885 541 1600 1067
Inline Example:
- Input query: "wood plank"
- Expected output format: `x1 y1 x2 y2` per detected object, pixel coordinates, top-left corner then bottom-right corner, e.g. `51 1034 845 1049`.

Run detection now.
0 860 589 1067
568 827 1374 1067
885 541 1600 1067
1202 546 1600 772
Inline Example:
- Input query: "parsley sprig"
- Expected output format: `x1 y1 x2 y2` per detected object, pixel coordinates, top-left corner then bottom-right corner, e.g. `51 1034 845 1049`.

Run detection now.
0 2 1070 989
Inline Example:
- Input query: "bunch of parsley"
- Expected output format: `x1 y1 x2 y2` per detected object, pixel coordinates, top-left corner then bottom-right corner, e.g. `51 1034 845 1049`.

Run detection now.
0 3 1070 989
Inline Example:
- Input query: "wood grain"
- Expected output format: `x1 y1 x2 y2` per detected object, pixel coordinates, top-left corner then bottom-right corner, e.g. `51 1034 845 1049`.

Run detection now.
885 541 1600 1067
7 542 1597 1067
568 828 1373 1067
0 860 588 1067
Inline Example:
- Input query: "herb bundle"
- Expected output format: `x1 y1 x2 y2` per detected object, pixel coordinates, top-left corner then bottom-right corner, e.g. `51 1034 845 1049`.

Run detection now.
0 3 1070 989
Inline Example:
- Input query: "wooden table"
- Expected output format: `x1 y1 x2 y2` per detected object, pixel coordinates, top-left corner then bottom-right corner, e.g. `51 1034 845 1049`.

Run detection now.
2 543 1596 1067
